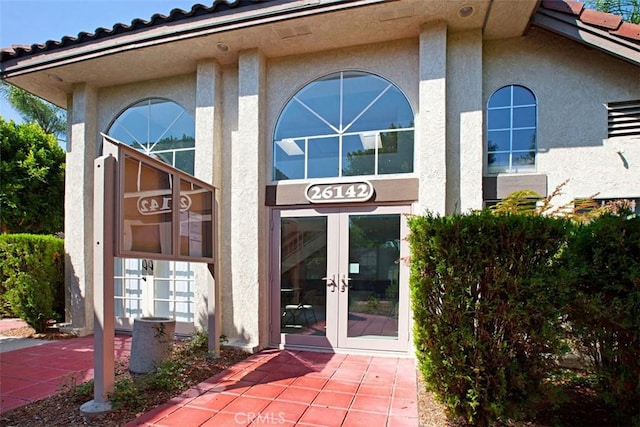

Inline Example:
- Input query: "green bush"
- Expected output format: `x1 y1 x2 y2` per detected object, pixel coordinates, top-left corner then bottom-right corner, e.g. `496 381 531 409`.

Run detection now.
562 215 640 424
0 233 64 332
408 211 571 426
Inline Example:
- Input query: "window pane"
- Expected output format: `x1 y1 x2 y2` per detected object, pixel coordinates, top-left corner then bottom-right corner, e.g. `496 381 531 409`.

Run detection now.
512 86 535 105
342 72 390 129
348 88 414 133
513 151 535 168
488 130 511 152
512 129 536 151
488 108 510 129
174 150 195 175
274 138 305 180
154 280 171 300
513 106 536 128
175 302 193 322
175 281 193 301
343 134 375 176
308 136 339 178
488 86 511 108
295 75 340 130
154 301 171 318
274 101 334 140
379 130 414 175
114 259 123 276
115 278 123 297
114 299 124 318
488 152 509 174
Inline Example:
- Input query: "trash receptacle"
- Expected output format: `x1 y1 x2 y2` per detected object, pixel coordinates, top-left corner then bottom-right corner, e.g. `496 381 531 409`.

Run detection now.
129 317 176 374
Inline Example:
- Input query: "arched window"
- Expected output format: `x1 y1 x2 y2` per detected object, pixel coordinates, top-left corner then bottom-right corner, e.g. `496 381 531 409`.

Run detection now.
108 98 195 174
273 71 414 181
487 85 537 174
107 98 196 330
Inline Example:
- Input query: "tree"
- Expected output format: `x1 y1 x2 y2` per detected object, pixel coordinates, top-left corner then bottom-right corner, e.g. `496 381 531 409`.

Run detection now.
0 118 65 234
0 81 66 138
585 0 640 23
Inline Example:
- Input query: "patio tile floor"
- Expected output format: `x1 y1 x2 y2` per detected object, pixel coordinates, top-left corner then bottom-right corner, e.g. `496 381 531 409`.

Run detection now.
1 319 419 426
127 349 418 426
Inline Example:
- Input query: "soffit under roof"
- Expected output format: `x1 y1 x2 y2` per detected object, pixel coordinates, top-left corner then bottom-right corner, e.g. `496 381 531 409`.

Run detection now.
1 0 538 108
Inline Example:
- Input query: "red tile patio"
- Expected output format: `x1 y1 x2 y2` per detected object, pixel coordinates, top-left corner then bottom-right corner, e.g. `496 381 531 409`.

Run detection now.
1 319 419 426
127 350 418 426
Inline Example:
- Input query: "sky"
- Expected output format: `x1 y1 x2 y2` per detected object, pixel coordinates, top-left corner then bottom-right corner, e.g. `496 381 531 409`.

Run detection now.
0 0 202 123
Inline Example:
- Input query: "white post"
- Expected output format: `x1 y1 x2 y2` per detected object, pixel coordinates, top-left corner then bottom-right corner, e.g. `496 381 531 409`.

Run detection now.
80 153 116 414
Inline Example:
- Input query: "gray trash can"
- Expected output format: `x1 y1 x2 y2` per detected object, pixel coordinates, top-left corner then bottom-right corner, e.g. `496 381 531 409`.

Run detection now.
129 317 176 374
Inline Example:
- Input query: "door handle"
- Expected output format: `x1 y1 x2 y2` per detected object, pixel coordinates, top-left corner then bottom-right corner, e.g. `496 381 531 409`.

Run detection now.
341 276 351 292
323 275 337 292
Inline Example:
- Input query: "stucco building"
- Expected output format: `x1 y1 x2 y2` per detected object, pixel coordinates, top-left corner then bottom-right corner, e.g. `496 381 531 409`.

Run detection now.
1 0 639 356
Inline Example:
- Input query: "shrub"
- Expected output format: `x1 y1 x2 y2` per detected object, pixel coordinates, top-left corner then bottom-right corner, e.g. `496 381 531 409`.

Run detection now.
562 214 640 424
408 211 571 426
0 233 64 332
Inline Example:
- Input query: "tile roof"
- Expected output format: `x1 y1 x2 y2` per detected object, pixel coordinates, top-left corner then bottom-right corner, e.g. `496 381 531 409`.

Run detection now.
2 0 639 65
0 0 269 61
539 0 640 43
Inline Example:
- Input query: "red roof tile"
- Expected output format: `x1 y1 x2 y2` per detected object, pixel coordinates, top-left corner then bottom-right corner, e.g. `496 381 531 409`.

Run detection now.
580 8 623 30
611 22 640 41
540 0 640 43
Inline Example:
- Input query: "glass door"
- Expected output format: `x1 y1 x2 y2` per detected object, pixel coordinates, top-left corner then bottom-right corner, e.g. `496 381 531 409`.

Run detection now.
272 206 409 352
337 210 409 351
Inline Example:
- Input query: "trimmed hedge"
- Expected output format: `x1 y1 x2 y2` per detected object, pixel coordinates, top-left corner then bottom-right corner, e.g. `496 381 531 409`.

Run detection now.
0 234 64 332
408 211 571 426
562 215 640 423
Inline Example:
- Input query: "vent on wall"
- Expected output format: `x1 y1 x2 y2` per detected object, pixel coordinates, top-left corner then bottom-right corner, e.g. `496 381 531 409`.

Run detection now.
607 100 640 138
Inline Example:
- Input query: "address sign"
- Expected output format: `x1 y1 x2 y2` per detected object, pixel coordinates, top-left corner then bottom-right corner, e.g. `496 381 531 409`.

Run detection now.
305 181 374 204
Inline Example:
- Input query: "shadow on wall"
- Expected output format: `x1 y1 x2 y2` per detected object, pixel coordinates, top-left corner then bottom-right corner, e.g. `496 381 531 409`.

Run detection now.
64 252 88 334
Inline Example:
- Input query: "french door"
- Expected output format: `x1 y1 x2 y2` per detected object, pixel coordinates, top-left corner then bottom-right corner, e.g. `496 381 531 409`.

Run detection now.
272 206 410 352
113 259 196 335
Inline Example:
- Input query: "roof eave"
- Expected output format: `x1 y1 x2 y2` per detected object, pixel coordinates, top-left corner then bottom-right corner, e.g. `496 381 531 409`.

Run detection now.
532 8 640 66
0 0 388 79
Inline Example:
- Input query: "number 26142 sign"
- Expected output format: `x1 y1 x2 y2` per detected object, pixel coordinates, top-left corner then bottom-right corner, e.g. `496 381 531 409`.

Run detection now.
305 181 374 204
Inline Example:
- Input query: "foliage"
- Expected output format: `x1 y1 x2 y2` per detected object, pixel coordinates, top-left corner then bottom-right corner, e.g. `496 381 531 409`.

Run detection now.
561 214 640 424
0 118 65 234
0 234 64 332
0 81 66 137
585 0 640 24
408 211 571 426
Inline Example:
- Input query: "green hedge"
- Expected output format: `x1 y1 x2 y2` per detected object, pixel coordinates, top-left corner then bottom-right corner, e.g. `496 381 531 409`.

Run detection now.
0 234 64 332
408 211 571 426
562 215 640 423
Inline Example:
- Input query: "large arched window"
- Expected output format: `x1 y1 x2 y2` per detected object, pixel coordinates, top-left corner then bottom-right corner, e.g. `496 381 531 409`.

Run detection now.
107 98 197 331
487 85 537 174
108 98 195 174
273 71 414 181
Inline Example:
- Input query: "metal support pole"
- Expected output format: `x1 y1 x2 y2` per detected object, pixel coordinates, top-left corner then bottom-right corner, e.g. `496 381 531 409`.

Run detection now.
80 154 116 414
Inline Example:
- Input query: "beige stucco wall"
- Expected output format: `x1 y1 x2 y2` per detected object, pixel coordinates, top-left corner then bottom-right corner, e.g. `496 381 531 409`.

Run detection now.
484 28 640 205
63 20 638 349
